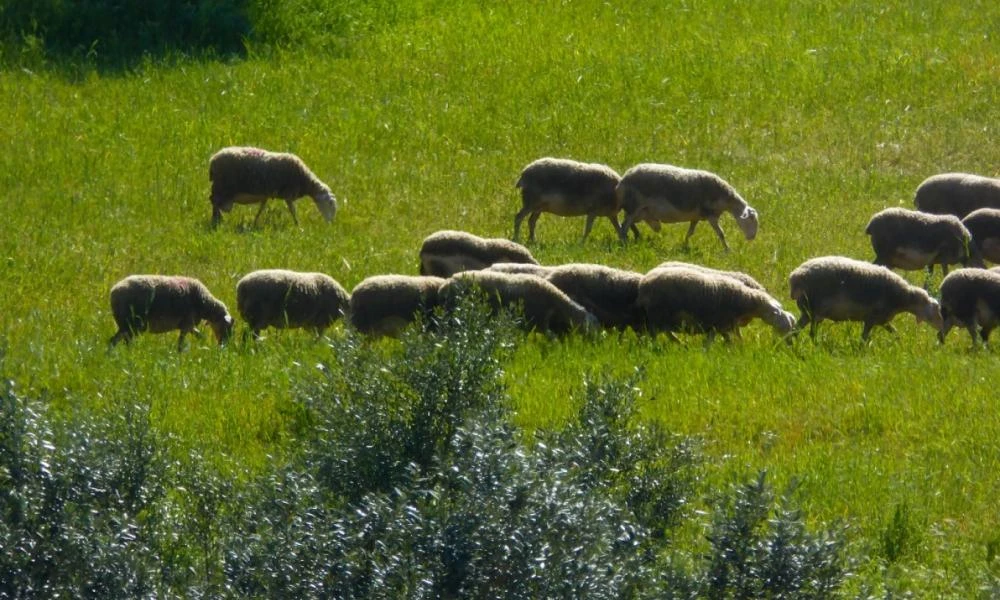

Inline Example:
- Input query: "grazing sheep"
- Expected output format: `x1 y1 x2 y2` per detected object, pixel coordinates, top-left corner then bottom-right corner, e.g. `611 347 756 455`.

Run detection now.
616 163 759 250
914 172 1000 219
654 261 766 291
440 270 597 335
637 266 794 342
865 207 972 277
419 230 539 277
349 274 446 337
542 263 646 332
236 269 350 338
961 208 1000 266
938 269 1000 346
788 256 943 340
485 262 554 277
209 146 337 227
108 275 234 351
513 157 626 242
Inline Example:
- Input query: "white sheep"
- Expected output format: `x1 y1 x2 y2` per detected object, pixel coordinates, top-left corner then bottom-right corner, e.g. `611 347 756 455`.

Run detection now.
348 274 446 337
209 146 337 227
653 261 766 291
864 207 972 277
637 266 794 342
961 207 1000 266
513 157 626 242
788 256 943 340
616 163 759 250
439 270 598 336
419 230 539 277
541 263 646 332
485 262 554 277
914 172 1000 219
236 269 350 338
108 275 234 351
938 268 1000 347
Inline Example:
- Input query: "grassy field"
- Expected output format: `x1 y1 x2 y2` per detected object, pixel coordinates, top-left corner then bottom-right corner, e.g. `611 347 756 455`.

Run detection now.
3 0 1000 594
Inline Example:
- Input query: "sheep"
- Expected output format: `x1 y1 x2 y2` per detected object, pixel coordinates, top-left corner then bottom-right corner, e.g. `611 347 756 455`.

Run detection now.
864 207 973 278
961 207 1000 266
937 268 1000 347
637 266 795 342
485 262 554 277
439 270 598 336
787 256 943 341
348 274 446 337
108 275 234 351
541 263 646 332
209 146 337 227
616 163 759 250
236 269 350 338
653 261 766 291
419 230 539 277
513 157 627 242
914 172 1000 219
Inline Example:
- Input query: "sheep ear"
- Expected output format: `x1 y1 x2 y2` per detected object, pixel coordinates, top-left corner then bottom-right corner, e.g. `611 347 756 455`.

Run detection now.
740 207 757 220
225 315 234 325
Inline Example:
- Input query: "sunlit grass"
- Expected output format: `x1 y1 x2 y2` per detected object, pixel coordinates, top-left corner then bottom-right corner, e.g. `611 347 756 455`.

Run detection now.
2 0 1000 593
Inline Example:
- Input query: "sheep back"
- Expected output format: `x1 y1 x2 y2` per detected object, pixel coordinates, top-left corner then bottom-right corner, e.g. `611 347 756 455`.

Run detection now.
653 261 766 291
616 163 758 246
440 270 595 335
543 263 645 331
349 274 446 337
236 269 349 335
485 262 554 277
914 172 1000 219
788 256 941 336
419 230 538 277
638 267 793 338
516 158 621 217
962 208 1000 265
938 268 1000 343
864 207 971 271
209 146 336 222
109 275 233 347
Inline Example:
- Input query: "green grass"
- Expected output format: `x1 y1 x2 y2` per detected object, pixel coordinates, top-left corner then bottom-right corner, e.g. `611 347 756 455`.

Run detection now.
3 0 1000 594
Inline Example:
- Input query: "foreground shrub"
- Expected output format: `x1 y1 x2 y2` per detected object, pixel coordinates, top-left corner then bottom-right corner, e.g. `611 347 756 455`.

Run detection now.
0 301 853 597
0 377 168 598
223 300 850 598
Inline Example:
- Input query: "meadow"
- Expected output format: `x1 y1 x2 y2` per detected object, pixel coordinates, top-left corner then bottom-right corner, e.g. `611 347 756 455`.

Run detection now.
2 0 1000 595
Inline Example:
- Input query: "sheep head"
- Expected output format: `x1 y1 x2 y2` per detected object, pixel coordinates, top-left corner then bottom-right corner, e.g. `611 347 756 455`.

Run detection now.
761 299 796 334
211 314 235 345
313 189 338 222
736 206 759 241
912 295 944 331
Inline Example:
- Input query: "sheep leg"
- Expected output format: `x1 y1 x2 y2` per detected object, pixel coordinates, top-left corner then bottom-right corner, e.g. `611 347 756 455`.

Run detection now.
861 321 875 341
683 220 698 246
176 330 188 352
527 212 541 242
967 324 981 348
252 201 269 227
285 199 299 225
581 214 598 241
619 213 636 242
211 205 223 228
513 207 531 240
606 215 625 241
108 329 132 347
706 218 731 251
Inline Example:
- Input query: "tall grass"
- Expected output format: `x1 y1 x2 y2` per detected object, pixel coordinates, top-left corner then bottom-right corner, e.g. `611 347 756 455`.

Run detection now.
2 0 999 594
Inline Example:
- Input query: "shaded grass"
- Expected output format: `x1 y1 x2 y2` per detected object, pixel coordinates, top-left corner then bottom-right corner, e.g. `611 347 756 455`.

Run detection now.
2 0 1000 594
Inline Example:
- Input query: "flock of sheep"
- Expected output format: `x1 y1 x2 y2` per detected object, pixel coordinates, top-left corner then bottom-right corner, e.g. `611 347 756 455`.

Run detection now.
107 147 1000 350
